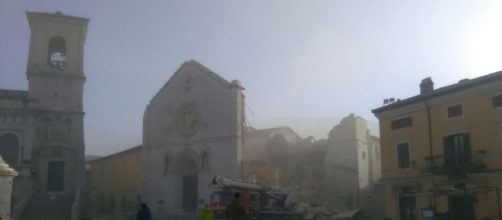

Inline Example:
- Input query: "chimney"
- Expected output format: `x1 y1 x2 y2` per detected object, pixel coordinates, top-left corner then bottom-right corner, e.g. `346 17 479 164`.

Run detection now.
420 77 434 95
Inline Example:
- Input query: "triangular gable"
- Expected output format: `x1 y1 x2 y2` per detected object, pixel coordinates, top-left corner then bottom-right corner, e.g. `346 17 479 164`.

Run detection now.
149 60 237 105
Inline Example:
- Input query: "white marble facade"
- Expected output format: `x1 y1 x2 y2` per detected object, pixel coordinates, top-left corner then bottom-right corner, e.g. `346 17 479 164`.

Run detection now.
142 60 245 214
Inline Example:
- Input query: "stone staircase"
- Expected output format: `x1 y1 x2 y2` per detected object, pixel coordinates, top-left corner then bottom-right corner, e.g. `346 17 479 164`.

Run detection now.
20 193 75 220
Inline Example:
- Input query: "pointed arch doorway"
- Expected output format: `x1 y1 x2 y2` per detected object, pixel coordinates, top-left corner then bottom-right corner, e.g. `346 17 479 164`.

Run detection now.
182 174 198 213
174 148 202 213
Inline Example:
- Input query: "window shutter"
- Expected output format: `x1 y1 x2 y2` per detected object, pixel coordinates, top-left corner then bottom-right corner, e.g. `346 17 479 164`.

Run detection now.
463 133 471 164
443 136 454 167
397 143 410 168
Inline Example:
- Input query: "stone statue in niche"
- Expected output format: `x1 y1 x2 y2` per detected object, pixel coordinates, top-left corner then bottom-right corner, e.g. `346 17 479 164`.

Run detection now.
201 149 209 170
184 77 192 91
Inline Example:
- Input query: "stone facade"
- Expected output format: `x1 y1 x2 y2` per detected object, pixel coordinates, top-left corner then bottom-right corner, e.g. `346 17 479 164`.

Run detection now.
0 12 87 218
326 114 381 190
142 60 245 215
322 114 381 211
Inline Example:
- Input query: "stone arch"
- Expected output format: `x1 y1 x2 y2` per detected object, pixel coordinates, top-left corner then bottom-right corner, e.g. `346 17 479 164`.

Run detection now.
173 147 201 175
0 133 20 167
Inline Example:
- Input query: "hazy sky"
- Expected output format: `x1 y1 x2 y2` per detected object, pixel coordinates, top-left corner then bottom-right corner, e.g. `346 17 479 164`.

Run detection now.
1 1 502 156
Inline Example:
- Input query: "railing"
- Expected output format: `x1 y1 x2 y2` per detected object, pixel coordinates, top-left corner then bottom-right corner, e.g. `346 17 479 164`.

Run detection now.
423 150 487 180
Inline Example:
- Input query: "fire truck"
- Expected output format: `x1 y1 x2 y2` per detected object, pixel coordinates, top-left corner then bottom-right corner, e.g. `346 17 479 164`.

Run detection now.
208 176 303 220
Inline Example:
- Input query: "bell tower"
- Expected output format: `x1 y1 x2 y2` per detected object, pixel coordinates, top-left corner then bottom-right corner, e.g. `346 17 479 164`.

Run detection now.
25 11 88 194
26 11 88 111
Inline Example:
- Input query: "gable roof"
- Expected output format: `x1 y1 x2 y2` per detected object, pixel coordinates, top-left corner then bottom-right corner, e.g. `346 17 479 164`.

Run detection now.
149 60 241 105
372 70 502 114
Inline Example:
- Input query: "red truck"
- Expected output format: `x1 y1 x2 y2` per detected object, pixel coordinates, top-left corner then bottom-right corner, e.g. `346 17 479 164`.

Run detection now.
208 176 302 220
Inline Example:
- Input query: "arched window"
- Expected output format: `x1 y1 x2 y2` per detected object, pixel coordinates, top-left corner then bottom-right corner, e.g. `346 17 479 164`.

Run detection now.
48 36 66 70
0 133 19 167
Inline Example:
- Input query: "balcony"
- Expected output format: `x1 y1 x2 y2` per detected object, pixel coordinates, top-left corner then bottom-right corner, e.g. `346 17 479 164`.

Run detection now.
423 150 487 180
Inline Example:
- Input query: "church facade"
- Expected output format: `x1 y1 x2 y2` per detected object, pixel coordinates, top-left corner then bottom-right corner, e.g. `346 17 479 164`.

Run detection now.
142 60 246 214
0 12 87 219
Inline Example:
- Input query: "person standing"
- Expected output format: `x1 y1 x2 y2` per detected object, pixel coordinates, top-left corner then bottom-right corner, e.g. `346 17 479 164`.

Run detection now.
136 203 151 220
225 193 246 220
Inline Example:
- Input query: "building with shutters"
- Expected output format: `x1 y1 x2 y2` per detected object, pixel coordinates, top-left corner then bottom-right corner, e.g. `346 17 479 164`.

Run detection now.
372 72 502 220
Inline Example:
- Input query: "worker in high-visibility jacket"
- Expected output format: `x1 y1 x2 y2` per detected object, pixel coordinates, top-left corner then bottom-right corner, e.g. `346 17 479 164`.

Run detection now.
200 204 215 220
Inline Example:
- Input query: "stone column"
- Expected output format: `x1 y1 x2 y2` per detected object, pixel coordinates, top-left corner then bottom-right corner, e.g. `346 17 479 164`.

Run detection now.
0 156 18 220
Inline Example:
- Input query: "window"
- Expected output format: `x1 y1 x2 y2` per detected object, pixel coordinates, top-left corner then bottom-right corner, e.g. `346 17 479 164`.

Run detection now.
391 117 412 129
443 133 470 168
397 143 410 168
447 104 463 118
493 94 502 108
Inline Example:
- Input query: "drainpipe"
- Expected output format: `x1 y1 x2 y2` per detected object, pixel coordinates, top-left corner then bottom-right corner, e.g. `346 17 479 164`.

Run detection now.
425 101 434 169
425 101 438 215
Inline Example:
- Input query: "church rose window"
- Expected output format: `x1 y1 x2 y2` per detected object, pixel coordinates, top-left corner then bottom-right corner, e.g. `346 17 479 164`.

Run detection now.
48 36 66 70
